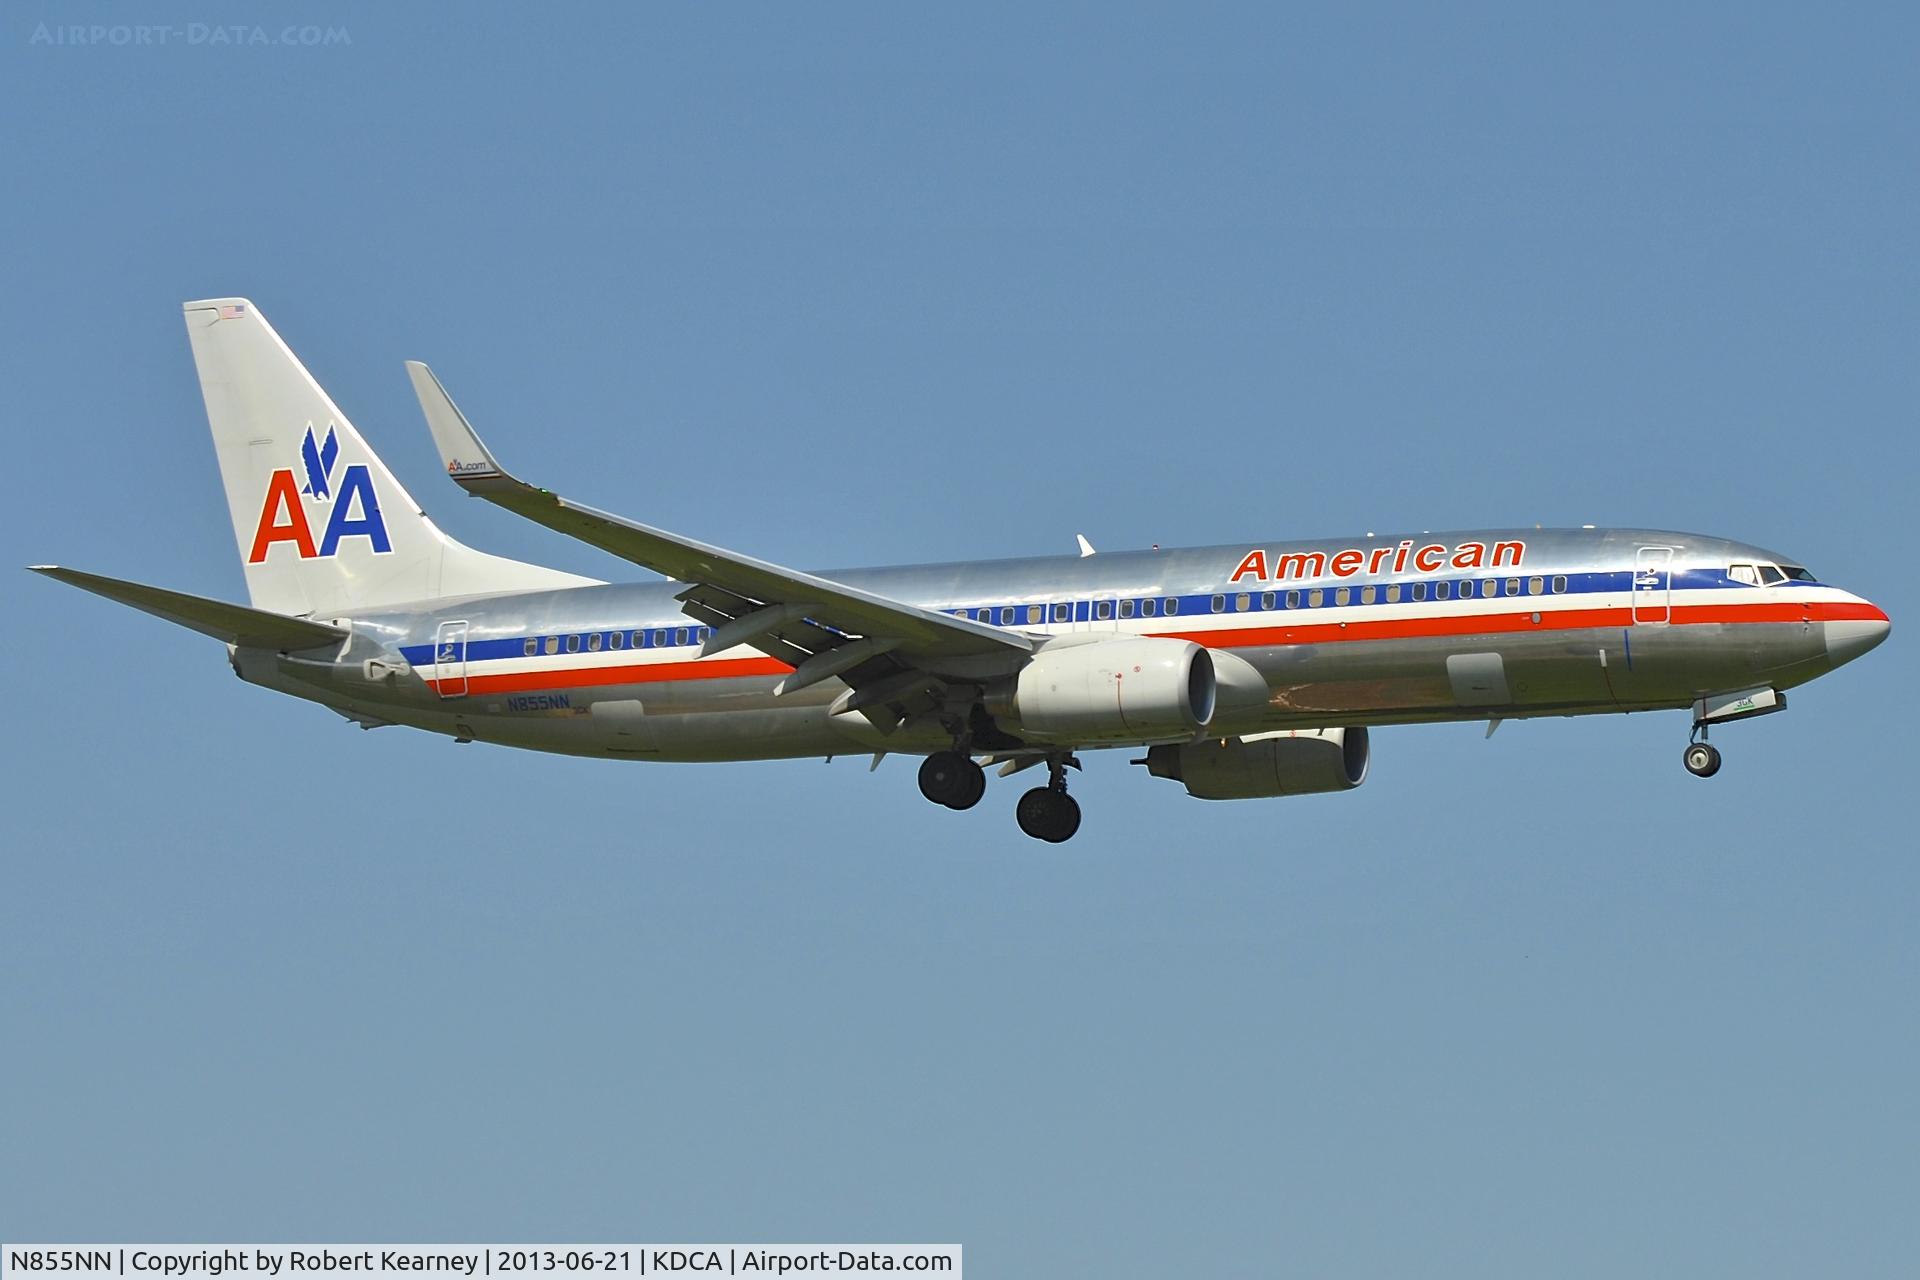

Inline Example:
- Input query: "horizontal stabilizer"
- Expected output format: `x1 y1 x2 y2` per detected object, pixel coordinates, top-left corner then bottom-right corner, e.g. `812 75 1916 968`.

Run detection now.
29 566 349 651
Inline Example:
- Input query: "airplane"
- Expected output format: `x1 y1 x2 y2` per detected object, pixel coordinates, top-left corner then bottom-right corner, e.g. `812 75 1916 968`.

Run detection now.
32 299 1891 842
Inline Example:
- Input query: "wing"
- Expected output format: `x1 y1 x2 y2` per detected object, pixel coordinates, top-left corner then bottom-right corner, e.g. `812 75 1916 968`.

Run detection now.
406 362 1033 729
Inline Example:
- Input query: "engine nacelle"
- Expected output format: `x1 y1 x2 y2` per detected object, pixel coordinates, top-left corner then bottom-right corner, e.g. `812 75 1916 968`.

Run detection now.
1144 727 1370 800
991 637 1216 745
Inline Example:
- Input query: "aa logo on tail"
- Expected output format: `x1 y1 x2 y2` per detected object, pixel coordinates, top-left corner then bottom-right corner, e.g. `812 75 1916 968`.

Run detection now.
248 424 393 563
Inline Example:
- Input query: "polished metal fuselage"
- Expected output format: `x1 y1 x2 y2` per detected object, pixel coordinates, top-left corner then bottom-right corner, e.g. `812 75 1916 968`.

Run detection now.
237 526 1882 761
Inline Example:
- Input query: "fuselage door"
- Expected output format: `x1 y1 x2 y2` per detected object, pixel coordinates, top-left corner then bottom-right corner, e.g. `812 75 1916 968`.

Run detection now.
1633 546 1673 624
434 619 469 698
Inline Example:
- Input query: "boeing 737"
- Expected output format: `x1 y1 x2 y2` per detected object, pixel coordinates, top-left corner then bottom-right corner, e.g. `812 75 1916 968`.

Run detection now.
33 299 1892 841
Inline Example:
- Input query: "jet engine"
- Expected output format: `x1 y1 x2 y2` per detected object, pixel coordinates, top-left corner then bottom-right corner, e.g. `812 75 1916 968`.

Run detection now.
1142 727 1370 800
989 637 1216 746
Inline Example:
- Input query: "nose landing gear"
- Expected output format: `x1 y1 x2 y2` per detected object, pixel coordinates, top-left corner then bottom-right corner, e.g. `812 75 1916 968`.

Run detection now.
1683 741 1722 777
1683 720 1722 778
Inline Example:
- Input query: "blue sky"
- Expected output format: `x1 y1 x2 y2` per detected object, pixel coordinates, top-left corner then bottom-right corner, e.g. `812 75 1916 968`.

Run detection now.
1 3 1914 1273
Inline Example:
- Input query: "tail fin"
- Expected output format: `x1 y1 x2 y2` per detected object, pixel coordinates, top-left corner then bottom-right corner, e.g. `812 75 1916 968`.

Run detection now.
182 298 597 617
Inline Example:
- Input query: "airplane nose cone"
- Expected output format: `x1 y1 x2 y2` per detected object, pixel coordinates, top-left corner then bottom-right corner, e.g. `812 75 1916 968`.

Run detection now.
1825 608 1890 667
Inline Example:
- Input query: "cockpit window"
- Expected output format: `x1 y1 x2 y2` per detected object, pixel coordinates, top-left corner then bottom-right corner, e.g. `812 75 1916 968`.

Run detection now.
1782 565 1816 582
1728 563 1760 586
1759 564 1787 586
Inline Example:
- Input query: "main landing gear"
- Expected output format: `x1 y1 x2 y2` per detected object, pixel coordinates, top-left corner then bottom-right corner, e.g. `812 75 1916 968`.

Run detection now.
1016 757 1081 844
1683 724 1722 778
917 749 1083 842
918 750 986 810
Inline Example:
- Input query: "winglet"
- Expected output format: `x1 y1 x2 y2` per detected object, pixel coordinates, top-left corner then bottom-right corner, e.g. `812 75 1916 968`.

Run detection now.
1075 533 1096 557
406 361 506 485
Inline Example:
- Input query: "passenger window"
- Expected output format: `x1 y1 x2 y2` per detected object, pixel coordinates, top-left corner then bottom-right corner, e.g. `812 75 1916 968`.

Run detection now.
610 631 625 650
1528 576 1543 595
1119 598 1135 619
1410 582 1426 602
1308 589 1323 607
1052 603 1070 623
1360 586 1376 605
673 627 688 646
1506 578 1521 596
1286 590 1300 609
543 636 559 655
1211 595 1225 613
1552 576 1567 593
1235 593 1250 612
1165 598 1180 615
1261 591 1275 610
1385 584 1400 603
1142 598 1158 617
652 630 666 647
587 632 603 652
1728 563 1760 586
1436 581 1451 600
977 609 991 622
523 638 537 656
1095 600 1113 620
566 634 581 653
1335 587 1351 606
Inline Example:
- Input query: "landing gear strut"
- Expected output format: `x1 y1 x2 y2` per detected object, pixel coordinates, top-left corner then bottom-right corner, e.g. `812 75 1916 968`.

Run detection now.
1683 724 1722 778
1016 757 1082 843
918 750 986 810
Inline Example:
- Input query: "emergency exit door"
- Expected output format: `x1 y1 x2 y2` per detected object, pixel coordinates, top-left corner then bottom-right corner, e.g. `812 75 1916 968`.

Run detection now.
434 619 469 697
1633 547 1673 624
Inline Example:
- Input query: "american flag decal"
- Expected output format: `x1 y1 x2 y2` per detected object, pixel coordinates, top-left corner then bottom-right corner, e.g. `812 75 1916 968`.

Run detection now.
218 304 247 319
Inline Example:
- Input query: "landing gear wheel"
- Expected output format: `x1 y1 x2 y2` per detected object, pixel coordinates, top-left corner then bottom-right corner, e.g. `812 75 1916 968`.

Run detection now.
945 759 987 810
1683 742 1722 778
1016 787 1082 843
919 751 984 808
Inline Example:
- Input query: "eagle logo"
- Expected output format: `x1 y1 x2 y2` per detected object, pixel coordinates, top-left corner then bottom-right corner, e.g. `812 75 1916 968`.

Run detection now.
299 424 340 501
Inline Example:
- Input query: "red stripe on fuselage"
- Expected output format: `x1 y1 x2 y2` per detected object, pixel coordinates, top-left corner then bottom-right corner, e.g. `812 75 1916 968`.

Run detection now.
427 655 792 695
421 598 1878 693
1155 598 1880 650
